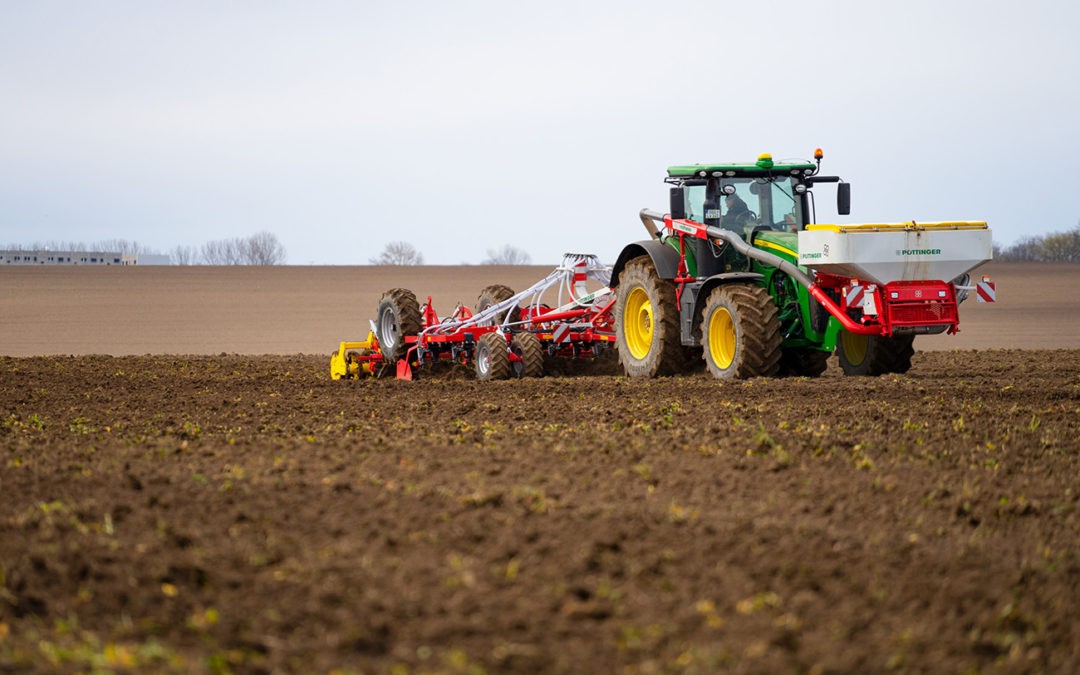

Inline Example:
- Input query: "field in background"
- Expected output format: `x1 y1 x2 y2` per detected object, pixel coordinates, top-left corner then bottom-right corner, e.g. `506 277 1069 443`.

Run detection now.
1 263 1077 357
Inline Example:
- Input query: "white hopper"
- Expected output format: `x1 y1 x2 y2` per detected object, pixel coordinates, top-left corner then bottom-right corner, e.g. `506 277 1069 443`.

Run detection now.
796 222 992 285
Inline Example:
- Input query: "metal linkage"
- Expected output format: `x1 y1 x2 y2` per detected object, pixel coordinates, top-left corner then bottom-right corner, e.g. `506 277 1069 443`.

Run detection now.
418 253 614 340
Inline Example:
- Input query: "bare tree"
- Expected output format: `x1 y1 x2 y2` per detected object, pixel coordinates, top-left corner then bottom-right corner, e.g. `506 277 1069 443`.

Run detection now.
1039 226 1080 262
30 240 87 252
171 245 198 265
200 239 239 265
95 239 157 255
199 232 287 265
997 224 1080 262
241 231 287 265
6 233 286 265
370 241 424 265
482 244 532 265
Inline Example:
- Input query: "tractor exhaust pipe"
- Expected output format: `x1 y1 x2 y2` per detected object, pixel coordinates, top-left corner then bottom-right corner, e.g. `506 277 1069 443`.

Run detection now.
638 209 663 240
639 209 813 285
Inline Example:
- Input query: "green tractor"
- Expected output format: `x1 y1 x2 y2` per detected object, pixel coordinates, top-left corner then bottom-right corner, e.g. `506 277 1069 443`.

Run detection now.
611 150 994 379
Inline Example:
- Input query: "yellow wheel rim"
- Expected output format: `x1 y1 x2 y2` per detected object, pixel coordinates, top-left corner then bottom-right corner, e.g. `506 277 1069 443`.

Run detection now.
708 306 736 369
840 331 869 365
624 287 654 360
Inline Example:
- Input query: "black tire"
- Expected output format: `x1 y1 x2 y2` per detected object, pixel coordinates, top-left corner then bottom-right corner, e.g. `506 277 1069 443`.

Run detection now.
510 332 544 378
614 256 692 377
475 285 521 327
836 332 916 376
700 283 782 379
778 347 830 377
375 288 422 366
474 331 510 380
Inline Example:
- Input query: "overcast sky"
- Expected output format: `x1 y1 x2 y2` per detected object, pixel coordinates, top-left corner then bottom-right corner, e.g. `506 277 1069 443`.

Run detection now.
2 0 1077 264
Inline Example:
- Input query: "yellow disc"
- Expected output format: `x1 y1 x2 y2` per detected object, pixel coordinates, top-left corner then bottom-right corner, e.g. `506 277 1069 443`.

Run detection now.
624 287 654 360
708 306 736 369
840 330 868 365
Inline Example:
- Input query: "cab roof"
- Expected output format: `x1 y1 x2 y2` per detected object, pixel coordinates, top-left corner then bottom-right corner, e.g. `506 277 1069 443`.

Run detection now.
667 159 817 178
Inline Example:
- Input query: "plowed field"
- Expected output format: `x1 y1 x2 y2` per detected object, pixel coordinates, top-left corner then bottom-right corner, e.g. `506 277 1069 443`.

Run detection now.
2 350 1078 673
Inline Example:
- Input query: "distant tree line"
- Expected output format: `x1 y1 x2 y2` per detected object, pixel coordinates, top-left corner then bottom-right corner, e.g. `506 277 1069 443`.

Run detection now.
482 244 532 265
995 224 1080 263
3 238 157 255
368 241 532 265
3 231 287 265
172 231 286 266
369 241 424 265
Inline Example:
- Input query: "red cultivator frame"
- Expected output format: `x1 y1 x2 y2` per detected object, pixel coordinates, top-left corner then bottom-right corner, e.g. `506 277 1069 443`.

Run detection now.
331 254 616 380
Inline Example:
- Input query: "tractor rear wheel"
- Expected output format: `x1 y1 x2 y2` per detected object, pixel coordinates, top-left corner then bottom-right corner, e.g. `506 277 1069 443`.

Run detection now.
476 285 521 326
700 284 782 380
778 347 830 377
615 256 690 377
836 331 915 376
510 332 544 378
375 288 422 366
474 331 510 380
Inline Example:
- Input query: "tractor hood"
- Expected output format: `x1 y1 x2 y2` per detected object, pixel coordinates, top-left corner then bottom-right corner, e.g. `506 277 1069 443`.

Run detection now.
797 222 992 284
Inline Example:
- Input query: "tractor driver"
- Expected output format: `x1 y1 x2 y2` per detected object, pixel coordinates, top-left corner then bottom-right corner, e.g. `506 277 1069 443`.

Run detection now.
721 193 753 230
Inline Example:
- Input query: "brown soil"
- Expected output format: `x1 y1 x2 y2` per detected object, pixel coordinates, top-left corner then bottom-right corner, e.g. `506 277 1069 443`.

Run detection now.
2 262 1078 356
2 351 1078 673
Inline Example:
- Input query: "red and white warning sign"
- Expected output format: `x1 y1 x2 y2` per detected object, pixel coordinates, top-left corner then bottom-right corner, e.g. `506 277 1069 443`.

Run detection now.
845 284 864 308
976 280 996 303
844 283 878 315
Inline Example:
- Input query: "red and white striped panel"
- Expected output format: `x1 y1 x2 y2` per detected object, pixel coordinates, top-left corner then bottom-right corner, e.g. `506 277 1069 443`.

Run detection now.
976 281 996 303
572 261 588 300
845 284 864 309
553 324 572 343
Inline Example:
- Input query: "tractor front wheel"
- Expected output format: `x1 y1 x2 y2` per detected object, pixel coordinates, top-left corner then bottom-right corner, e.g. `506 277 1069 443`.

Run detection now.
615 256 689 377
375 288 422 367
836 331 915 376
474 332 510 380
700 284 782 380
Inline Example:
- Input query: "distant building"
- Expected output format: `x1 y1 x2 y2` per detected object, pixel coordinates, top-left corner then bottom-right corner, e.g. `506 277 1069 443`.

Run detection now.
0 250 170 265
120 253 171 266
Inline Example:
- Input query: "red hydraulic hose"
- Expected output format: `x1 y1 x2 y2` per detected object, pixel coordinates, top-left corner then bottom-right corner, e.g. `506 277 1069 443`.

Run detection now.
529 307 589 325
807 285 883 336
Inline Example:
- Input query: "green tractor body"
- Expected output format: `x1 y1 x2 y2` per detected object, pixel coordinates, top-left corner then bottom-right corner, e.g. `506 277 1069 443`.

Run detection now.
612 153 992 379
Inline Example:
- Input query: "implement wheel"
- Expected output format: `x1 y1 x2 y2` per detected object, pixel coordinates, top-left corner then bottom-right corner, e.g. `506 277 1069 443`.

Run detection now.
510 332 544 378
836 331 915 376
375 288 422 366
700 283 782 380
615 256 689 377
476 285 521 327
474 332 510 380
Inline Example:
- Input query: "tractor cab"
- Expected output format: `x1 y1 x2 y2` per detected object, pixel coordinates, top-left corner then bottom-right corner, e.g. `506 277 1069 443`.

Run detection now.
661 153 850 278
665 153 849 237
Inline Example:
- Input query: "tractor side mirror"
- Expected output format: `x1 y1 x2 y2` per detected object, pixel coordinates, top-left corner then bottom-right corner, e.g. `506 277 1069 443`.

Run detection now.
837 182 851 215
669 187 686 220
